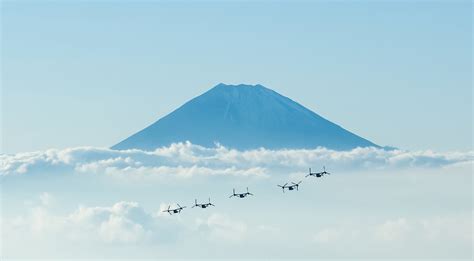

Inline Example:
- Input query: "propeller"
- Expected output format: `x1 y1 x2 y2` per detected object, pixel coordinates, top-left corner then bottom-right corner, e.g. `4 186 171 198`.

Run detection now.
278 184 286 193
323 166 331 175
246 187 253 196
208 198 214 206
290 181 301 190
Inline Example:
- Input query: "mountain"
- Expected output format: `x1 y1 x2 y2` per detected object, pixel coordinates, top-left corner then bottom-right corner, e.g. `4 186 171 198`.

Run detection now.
112 83 380 151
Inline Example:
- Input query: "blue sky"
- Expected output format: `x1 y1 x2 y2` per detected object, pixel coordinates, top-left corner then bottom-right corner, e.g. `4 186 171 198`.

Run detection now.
1 1 472 153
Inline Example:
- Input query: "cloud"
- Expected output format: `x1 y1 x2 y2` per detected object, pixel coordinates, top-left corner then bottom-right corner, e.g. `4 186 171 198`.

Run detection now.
374 218 411 241
195 213 248 242
2 171 471 259
312 215 472 246
313 228 345 243
39 192 54 207
1 142 472 178
6 200 155 244
3 193 254 248
68 201 155 243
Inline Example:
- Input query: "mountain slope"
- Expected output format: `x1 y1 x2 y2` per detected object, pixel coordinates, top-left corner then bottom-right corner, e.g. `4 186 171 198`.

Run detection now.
112 83 379 151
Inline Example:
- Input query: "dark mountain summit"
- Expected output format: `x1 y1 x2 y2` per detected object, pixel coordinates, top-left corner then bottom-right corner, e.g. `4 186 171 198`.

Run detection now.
112 83 379 151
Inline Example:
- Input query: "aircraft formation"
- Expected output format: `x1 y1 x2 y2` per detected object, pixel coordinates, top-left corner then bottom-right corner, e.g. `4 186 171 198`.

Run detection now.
162 166 331 215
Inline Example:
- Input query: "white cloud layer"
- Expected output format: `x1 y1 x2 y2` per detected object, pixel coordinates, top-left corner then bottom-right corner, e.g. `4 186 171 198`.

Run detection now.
195 213 248 242
312 214 472 246
1 142 472 177
4 192 471 259
4 198 156 244
68 201 154 243
3 195 257 247
2 143 472 258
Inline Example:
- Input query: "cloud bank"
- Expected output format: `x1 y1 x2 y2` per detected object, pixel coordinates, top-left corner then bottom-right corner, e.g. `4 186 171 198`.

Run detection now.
1 142 472 178
3 194 256 247
4 192 471 259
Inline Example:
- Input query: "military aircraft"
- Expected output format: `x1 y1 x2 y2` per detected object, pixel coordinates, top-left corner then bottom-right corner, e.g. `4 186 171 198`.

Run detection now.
229 187 253 198
192 198 215 208
277 181 302 193
162 204 186 215
305 167 331 178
